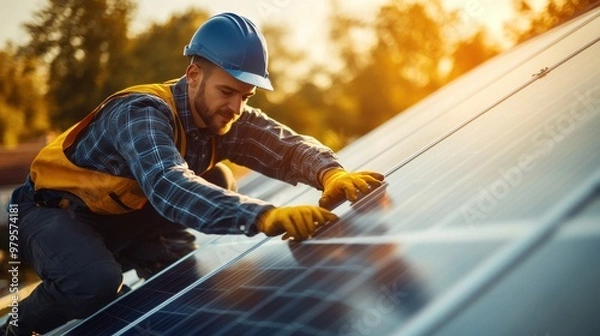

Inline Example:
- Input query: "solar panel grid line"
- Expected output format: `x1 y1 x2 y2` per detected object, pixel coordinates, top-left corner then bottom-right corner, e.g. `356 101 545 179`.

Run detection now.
378 85 594 232
227 320 329 336
150 309 189 319
383 49 580 181
370 45 600 233
239 267 306 284
374 126 530 231
396 170 600 336
305 187 396 240
186 313 238 334
226 252 372 313
134 241 400 335
285 268 373 298
272 322 338 336
227 249 402 334
126 295 237 334
111 238 270 336
241 269 362 296
172 290 232 315
55 248 200 335
105 310 144 324
537 32 600 74
79 210 350 330
235 292 310 325
201 269 261 291
141 287 178 295
371 85 522 178
223 319 301 336
118 265 291 333
280 307 353 336
246 295 353 335
164 311 240 335
121 237 515 335
56 9 600 336
171 285 245 313
209 288 265 312
110 303 145 315
114 289 178 313
185 307 239 315
212 303 314 336
284 278 405 335
177 307 276 336
65 259 209 333
308 233 510 245
442 116 600 226
60 230 256 334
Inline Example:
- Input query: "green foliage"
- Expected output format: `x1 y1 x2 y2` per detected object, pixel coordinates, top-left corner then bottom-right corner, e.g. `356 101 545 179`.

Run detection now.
0 45 49 148
3 0 595 150
22 0 135 129
122 9 210 86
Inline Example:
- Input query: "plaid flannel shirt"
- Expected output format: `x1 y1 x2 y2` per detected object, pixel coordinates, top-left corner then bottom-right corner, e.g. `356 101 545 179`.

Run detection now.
67 76 342 235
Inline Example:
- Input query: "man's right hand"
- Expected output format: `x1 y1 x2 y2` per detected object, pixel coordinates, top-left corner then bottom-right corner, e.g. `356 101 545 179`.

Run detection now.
258 205 338 242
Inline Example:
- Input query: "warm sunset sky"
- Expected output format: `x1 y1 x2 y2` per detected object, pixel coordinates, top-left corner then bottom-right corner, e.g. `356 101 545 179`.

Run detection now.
0 0 523 54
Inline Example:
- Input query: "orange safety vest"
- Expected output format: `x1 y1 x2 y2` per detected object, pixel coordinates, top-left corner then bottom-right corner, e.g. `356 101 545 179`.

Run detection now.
30 81 194 215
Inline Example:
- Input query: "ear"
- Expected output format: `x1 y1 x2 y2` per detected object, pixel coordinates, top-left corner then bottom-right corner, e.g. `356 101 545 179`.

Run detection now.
186 63 204 88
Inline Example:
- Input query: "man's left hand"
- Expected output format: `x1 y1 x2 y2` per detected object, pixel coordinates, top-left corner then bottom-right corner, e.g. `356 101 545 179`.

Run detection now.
319 168 384 210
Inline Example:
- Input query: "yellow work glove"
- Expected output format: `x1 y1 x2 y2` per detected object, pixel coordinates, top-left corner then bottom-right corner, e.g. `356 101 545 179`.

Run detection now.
258 205 338 242
319 168 385 210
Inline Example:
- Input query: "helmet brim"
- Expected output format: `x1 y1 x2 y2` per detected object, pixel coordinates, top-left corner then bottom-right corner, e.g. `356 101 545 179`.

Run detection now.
226 69 273 91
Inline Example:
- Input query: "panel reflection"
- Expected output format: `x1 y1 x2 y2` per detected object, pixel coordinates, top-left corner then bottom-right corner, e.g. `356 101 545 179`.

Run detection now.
122 240 427 335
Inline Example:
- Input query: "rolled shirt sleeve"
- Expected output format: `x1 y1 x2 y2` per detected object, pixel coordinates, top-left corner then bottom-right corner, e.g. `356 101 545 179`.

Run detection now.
218 107 343 190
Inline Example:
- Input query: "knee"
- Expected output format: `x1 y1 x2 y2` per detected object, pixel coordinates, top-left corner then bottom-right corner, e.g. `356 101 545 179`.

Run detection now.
67 260 123 318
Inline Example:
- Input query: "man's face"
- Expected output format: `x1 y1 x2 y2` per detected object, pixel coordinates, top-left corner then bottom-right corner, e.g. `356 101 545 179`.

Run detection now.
188 63 256 135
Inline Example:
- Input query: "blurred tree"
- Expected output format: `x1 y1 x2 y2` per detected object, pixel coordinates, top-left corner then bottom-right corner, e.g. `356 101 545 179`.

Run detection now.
447 29 500 81
251 24 348 149
327 0 457 138
0 44 49 148
250 24 306 112
123 8 210 86
509 0 599 43
328 0 369 83
22 0 135 129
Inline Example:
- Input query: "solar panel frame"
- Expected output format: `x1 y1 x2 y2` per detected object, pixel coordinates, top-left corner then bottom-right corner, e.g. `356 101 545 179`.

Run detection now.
56 7 600 336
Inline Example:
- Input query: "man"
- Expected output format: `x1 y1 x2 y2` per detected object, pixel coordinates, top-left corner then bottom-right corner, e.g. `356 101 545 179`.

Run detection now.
5 12 383 335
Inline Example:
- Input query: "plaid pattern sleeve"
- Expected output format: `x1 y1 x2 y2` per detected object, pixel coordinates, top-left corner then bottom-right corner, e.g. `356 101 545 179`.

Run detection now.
71 94 273 236
218 107 343 189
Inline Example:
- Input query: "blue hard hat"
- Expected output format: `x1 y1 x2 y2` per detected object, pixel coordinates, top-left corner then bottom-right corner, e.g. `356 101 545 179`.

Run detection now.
183 13 273 91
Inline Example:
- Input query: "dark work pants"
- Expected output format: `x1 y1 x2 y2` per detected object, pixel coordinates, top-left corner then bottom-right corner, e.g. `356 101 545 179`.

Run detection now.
9 163 236 335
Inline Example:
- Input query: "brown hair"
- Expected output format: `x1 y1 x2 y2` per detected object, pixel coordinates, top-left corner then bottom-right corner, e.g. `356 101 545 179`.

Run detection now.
190 55 216 78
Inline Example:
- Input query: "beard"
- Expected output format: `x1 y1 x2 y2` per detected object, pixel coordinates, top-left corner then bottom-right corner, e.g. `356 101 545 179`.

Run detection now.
194 80 236 136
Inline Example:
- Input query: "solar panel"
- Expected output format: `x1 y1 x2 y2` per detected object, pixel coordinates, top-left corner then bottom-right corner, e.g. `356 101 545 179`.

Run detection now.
432 193 600 336
55 7 600 336
106 234 510 335
58 234 269 335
